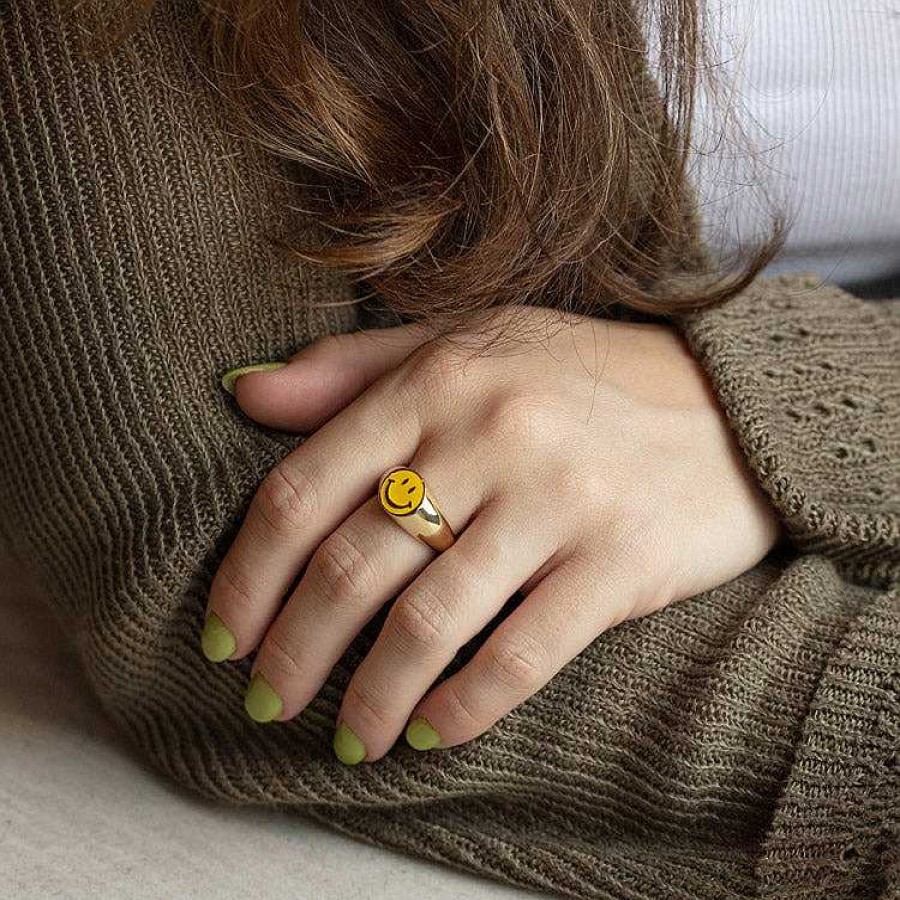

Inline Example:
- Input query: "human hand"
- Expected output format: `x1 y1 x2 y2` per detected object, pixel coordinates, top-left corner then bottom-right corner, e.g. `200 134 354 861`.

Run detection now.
202 305 782 764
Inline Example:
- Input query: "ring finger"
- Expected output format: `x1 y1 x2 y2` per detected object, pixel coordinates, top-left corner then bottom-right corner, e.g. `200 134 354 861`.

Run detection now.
334 486 560 764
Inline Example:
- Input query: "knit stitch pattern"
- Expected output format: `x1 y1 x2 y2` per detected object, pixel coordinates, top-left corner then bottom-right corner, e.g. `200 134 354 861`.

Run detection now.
0 1 897 898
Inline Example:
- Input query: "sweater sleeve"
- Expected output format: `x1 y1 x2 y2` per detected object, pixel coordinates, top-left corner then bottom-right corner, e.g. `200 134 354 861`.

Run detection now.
671 274 900 589
673 275 899 896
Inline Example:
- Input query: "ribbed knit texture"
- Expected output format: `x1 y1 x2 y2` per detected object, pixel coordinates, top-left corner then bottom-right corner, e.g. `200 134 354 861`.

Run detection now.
0 2 897 898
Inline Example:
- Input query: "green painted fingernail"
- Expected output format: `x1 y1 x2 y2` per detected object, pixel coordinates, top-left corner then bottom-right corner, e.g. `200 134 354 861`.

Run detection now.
200 612 236 662
333 722 366 765
221 361 287 395
405 717 442 751
244 673 283 723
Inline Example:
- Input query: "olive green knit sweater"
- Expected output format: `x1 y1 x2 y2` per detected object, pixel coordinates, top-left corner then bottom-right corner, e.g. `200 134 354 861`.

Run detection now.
0 1 897 898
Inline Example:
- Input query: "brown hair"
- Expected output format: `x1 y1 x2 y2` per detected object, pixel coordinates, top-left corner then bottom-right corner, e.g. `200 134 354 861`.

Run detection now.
82 0 782 335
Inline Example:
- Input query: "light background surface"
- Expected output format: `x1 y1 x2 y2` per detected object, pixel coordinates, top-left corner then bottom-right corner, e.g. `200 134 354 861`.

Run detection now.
0 552 534 900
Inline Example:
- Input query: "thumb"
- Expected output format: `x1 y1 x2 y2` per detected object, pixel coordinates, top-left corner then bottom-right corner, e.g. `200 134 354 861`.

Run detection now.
222 323 430 432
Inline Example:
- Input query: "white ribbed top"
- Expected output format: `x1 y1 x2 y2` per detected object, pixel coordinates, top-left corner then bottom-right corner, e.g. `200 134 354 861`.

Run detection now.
688 0 900 286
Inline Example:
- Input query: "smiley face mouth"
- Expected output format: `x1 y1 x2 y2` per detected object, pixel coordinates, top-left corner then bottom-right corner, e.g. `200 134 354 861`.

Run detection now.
382 476 419 512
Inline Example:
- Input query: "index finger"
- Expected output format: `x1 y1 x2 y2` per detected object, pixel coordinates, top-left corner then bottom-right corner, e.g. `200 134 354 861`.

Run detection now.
202 369 423 661
232 322 432 432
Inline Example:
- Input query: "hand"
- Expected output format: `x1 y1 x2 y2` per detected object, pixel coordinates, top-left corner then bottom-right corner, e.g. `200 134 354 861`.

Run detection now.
203 305 782 764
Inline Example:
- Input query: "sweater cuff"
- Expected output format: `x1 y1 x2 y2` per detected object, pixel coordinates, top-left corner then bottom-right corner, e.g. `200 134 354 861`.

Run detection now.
672 274 900 589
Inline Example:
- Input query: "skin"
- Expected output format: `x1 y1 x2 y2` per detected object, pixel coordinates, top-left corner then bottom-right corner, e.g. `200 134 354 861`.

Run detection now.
207 305 783 760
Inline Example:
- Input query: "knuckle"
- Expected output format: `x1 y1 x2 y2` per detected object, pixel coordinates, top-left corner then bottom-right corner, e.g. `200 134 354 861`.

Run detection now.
254 463 318 534
544 457 591 506
260 629 302 678
310 529 374 603
440 679 484 730
401 343 465 408
483 633 548 694
344 680 390 729
388 586 453 654
604 494 652 561
213 558 255 612
481 389 554 449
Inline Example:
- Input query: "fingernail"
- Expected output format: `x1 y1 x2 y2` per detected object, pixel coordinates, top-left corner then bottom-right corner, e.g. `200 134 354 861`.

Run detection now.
221 361 287 395
244 673 283 723
200 612 236 663
405 717 442 751
333 722 366 765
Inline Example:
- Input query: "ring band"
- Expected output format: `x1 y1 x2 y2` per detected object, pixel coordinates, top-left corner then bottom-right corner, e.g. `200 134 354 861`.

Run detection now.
378 466 456 552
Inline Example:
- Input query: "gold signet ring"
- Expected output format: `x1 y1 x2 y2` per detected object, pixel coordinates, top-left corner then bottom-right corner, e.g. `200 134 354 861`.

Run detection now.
377 466 456 552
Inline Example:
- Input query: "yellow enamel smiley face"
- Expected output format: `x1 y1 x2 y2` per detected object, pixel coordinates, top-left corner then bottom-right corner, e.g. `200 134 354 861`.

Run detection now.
379 468 425 516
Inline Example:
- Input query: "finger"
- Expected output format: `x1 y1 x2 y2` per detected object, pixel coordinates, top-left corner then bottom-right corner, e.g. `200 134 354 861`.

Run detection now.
203 368 425 661
334 495 560 763
406 556 639 750
243 444 486 722
231 324 431 432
